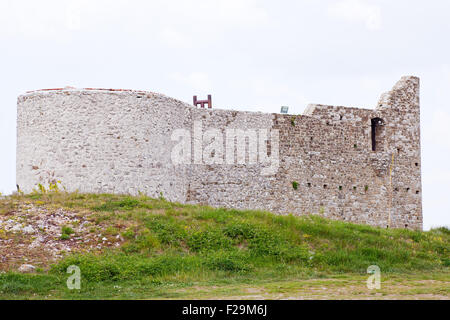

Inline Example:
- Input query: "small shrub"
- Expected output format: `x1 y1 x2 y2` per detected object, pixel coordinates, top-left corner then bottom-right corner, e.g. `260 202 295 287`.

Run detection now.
223 222 256 240
145 217 186 246
187 229 232 252
205 251 251 272
53 254 122 281
411 233 424 243
31 183 47 195
61 226 74 235
136 230 160 251
292 181 299 190
48 181 61 193
60 226 74 240
443 258 450 267
60 234 70 241
121 228 136 240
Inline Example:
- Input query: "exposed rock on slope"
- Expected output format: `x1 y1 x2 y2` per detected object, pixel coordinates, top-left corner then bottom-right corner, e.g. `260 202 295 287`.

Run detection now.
0 203 123 271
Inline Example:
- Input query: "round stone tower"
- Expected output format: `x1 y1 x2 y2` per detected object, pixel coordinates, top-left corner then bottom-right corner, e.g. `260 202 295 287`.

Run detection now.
16 88 193 201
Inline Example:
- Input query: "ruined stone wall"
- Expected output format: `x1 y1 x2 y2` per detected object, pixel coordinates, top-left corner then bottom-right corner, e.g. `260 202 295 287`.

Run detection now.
16 76 423 229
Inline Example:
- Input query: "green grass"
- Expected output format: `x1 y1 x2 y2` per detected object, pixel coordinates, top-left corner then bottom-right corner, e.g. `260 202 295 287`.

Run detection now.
0 192 448 299
60 225 75 240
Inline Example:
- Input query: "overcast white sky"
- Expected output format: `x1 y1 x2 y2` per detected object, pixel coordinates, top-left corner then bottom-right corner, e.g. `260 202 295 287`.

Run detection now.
0 0 449 229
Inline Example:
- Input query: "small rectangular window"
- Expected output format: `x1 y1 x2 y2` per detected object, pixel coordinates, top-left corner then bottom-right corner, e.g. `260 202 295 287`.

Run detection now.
371 118 384 151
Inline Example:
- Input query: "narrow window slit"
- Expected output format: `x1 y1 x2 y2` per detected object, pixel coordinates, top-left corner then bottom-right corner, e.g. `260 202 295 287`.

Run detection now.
266 140 272 156
371 117 384 151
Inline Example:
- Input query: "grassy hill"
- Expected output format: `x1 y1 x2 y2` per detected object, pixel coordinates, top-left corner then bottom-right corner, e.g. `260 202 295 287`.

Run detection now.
0 192 448 299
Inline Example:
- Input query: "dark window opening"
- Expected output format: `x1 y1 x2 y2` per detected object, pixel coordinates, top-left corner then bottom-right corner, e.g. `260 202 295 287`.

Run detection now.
353 186 357 191
405 224 408 228
266 140 272 157
416 190 420 194
415 163 419 167
323 184 327 189
406 188 410 192
371 117 384 151
338 186 343 191
307 183 311 188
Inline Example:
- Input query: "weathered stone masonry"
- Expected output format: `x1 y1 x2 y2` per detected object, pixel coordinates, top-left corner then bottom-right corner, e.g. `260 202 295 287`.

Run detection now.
16 76 423 229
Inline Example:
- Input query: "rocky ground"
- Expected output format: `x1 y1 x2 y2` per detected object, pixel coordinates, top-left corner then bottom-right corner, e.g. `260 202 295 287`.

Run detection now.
0 202 123 272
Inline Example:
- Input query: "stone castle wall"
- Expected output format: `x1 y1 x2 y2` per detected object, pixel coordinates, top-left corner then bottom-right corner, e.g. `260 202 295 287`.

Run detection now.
16 76 423 229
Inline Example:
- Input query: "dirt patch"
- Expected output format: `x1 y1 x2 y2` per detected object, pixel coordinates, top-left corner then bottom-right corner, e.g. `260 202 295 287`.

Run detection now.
0 203 123 271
